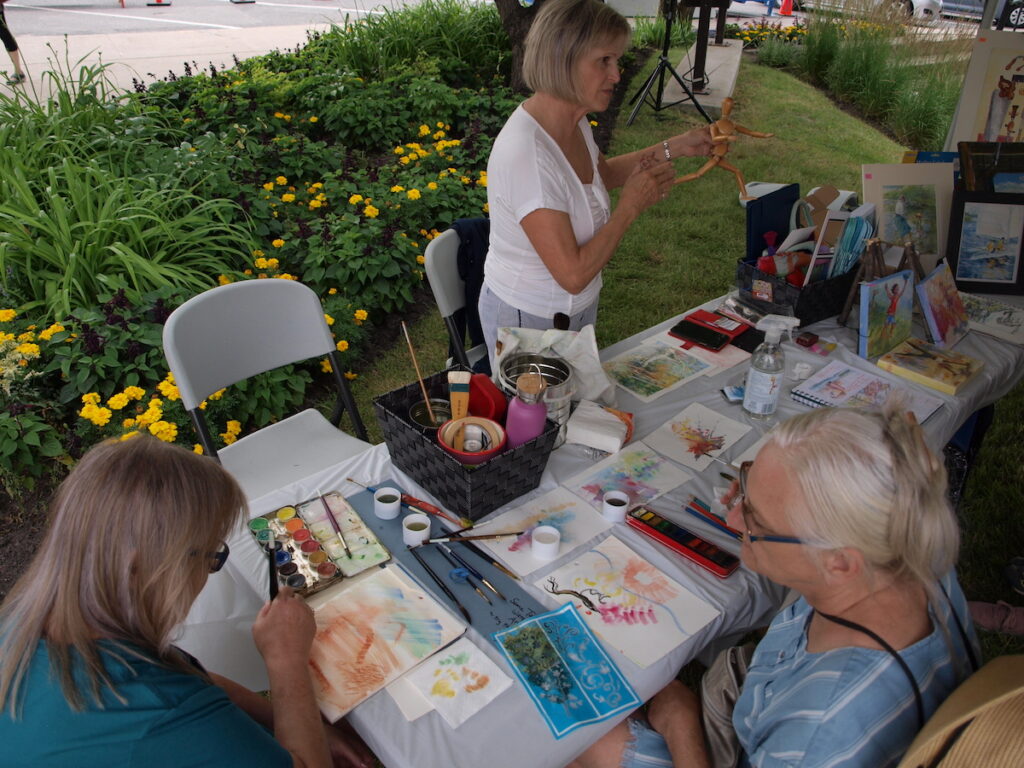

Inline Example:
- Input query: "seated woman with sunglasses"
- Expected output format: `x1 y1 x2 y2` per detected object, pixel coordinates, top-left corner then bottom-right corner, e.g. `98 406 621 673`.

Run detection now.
570 406 979 768
0 437 372 768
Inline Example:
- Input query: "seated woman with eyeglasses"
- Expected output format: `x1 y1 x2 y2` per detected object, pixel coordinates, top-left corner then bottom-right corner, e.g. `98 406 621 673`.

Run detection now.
570 406 979 768
0 437 373 768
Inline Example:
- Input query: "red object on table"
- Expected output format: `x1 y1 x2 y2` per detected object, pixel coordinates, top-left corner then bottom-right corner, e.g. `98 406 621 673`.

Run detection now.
468 373 508 421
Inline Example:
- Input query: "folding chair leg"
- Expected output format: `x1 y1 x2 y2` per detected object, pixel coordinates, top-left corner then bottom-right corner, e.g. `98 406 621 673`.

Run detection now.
189 409 221 461
328 350 368 441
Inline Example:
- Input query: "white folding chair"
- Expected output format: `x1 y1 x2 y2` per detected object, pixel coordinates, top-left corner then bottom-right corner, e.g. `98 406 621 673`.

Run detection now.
163 279 371 501
424 226 489 372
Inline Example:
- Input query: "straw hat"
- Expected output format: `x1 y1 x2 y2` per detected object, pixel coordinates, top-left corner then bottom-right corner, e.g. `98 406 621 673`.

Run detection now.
897 654 1024 768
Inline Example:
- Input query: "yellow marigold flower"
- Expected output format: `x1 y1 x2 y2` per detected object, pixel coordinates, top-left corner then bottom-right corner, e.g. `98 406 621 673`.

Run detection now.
276 175 288 185
309 116 319 123
17 359 27 367
252 249 265 258
275 273 297 281
311 182 323 189
85 405 113 427
394 146 405 155
123 418 136 428
436 121 445 128
124 386 145 400
82 392 101 406
0 309 16 322
218 274 232 286
148 420 178 442
324 313 335 326
309 199 322 209
418 124 431 136
390 185 405 193
336 339 349 352
364 204 379 218
439 170 449 178
427 182 438 191
157 379 180 401
226 420 241 434
461 176 471 185
254 257 269 269
120 431 140 442
274 112 285 119
482 203 489 213
38 323 65 341
590 120 598 126
344 371 357 380
316 193 326 201
271 238 285 248
257 274 267 280
17 332 34 342
321 359 333 373
349 194 363 205
354 309 368 322
416 149 429 159
209 388 226 401
198 400 207 410
399 155 411 165
281 193 296 203
107 393 130 410
194 444 204 454
406 189 421 201
262 182 274 191
416 254 425 265
433 130 445 140
0 332 13 343
328 288 337 295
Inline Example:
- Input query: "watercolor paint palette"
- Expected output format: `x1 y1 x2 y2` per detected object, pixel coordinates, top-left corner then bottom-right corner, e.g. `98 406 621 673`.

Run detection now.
247 492 390 596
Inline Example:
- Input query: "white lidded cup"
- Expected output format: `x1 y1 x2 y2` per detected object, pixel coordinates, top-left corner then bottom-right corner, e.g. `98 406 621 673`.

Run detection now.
373 487 402 520
402 513 431 546
531 525 561 560
601 490 630 523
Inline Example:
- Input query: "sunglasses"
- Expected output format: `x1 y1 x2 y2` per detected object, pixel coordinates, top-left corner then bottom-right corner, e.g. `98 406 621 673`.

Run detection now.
736 461 805 545
208 541 230 573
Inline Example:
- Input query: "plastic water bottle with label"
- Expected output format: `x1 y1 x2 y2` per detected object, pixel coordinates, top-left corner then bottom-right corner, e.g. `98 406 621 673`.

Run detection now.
742 315 799 420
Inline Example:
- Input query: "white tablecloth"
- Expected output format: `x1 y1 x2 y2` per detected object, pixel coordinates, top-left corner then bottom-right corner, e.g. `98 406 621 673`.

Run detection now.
176 297 1024 768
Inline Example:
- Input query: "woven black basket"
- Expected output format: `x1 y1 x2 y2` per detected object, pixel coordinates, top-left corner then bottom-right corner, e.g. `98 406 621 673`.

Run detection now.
373 371 559 520
735 257 858 327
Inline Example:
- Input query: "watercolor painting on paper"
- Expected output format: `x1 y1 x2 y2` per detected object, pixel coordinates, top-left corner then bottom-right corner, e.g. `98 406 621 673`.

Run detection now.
961 292 1024 344
476 486 612 577
644 402 752 472
916 263 969 348
494 603 640 739
536 535 720 668
602 339 712 402
563 442 692 512
307 565 465 721
402 637 513 729
953 201 1023 284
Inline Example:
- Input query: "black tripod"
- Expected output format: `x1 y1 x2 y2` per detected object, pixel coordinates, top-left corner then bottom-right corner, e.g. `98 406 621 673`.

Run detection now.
626 0 712 127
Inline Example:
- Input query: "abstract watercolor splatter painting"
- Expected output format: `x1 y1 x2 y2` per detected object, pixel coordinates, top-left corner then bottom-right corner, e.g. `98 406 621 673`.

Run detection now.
476 486 612 577
402 637 513 728
563 442 692 512
494 603 640 739
644 403 751 472
535 535 720 668
602 339 713 402
307 565 465 721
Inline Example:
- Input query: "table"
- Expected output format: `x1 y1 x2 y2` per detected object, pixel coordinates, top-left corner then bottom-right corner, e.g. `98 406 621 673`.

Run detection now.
177 295 1024 768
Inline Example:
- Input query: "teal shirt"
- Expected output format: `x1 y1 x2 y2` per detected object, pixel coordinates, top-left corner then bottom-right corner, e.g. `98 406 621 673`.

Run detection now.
0 641 292 768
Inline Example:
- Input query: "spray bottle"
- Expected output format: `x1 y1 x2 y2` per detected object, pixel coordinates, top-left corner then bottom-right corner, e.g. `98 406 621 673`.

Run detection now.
742 314 800 420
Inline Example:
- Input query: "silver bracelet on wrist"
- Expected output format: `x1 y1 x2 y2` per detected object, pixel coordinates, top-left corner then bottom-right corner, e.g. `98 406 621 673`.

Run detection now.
662 140 672 161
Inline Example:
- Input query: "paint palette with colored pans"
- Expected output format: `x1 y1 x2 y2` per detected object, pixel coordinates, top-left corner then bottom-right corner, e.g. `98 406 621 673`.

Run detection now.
247 493 390 597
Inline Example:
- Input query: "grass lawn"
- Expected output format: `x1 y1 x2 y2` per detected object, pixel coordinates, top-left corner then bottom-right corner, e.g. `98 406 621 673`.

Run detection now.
347 54 1024 658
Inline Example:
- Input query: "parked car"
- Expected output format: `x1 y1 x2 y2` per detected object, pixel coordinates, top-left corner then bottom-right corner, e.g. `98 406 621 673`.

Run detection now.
796 0 943 22
941 0 985 18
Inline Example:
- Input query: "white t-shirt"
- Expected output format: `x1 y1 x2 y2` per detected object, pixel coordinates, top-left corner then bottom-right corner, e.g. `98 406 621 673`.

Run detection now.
483 105 610 318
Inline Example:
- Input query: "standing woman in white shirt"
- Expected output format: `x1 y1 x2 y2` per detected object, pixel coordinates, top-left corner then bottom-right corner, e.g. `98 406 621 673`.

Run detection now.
479 0 712 368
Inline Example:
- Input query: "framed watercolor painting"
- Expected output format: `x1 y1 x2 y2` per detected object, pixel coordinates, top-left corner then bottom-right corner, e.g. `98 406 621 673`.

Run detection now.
862 162 954 269
946 191 1024 295
946 31 1024 149
858 269 914 359
915 263 969 348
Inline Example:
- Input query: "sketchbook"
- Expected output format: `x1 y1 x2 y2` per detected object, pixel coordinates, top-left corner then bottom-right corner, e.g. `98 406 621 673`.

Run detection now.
790 359 943 422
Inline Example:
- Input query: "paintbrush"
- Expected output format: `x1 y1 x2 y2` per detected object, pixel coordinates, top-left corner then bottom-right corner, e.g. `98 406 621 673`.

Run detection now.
437 542 506 601
267 548 279 600
346 478 472 529
697 451 740 473
408 545 471 624
427 530 525 544
435 545 491 605
402 320 435 426
448 370 471 450
452 538 521 582
318 489 351 559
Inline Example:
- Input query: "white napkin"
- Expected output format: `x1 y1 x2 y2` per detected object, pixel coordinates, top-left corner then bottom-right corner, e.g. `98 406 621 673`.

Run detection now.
565 399 628 454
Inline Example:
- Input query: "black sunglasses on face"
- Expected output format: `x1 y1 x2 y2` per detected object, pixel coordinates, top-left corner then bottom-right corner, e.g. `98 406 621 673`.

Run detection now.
208 541 230 573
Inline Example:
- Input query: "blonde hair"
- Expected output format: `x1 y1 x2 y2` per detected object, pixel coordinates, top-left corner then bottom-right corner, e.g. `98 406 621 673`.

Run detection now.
768 405 959 590
522 0 631 104
0 437 246 717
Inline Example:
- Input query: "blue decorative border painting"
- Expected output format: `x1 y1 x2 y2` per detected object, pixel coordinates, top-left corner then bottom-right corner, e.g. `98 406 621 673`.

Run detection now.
493 603 640 739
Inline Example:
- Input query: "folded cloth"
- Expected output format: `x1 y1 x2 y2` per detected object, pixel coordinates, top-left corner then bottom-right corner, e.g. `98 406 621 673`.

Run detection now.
565 399 629 455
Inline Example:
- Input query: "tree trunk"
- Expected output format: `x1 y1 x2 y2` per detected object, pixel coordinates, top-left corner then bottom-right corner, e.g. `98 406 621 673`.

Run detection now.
493 0 547 93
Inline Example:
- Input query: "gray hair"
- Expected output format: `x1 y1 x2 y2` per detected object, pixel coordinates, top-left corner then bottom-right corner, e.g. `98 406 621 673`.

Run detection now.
522 0 631 104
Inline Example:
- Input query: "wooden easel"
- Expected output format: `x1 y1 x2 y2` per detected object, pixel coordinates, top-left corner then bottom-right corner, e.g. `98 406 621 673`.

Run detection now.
838 238 887 326
896 240 927 280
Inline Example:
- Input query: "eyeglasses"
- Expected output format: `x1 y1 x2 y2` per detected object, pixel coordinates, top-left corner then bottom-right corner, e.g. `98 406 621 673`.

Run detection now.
208 542 230 573
736 461 805 545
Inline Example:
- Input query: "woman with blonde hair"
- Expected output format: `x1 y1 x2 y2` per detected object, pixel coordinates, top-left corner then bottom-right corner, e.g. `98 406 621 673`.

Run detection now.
0 436 372 768
479 0 712 368
572 405 979 768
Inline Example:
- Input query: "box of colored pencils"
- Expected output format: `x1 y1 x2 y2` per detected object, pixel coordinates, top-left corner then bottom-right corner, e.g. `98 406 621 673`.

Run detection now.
247 492 390 597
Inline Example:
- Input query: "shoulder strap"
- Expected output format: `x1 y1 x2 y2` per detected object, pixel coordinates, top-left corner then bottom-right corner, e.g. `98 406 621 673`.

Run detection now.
815 609 926 731
938 581 980 674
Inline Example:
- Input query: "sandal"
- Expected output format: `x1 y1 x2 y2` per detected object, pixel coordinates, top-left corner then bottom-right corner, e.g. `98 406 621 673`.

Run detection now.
5 73 26 86
1006 557 1024 596
969 600 1024 636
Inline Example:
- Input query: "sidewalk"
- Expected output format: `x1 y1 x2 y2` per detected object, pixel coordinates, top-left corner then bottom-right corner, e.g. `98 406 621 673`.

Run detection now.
2 23 333 97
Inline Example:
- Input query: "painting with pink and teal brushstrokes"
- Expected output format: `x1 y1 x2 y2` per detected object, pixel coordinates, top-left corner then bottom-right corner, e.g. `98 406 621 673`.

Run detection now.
307 564 465 721
536 535 720 668
563 442 692 512
476 486 612 577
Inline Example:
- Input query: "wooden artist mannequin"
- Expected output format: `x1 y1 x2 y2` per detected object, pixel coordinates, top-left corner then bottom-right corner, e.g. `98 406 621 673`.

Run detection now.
674 97 773 200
